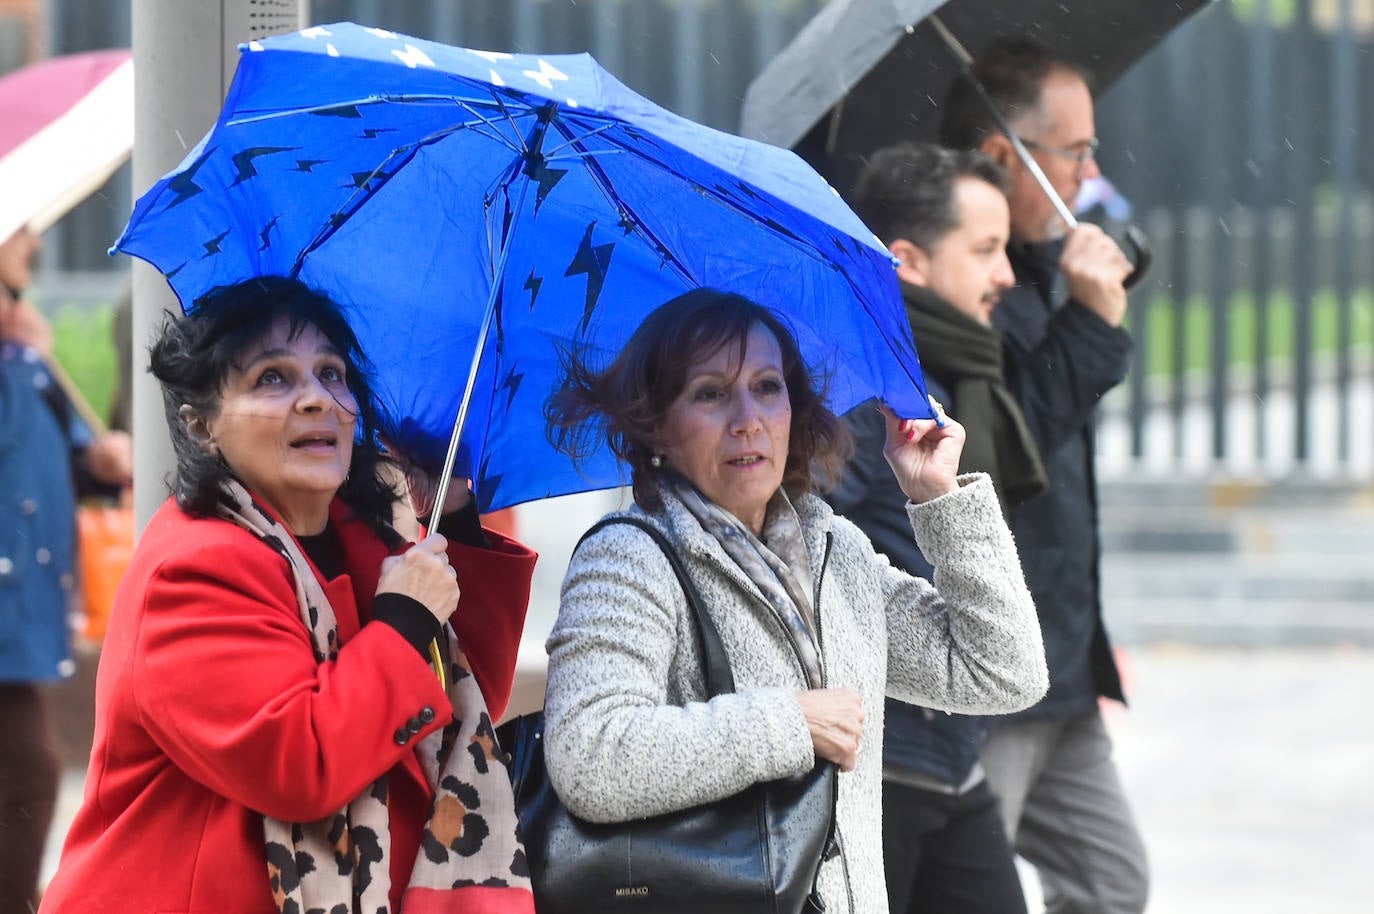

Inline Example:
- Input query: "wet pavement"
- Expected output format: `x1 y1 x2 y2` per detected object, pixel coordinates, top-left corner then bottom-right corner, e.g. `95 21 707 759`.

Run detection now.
1093 644 1372 914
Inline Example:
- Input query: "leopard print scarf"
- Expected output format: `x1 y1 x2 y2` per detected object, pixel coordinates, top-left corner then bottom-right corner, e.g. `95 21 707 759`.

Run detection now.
216 480 532 914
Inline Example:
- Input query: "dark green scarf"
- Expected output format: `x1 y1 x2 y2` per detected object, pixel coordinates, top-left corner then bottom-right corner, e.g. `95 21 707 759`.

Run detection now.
902 280 1048 511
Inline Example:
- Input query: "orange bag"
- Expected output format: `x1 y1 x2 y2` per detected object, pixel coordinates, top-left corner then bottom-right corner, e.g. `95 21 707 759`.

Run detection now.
76 501 136 642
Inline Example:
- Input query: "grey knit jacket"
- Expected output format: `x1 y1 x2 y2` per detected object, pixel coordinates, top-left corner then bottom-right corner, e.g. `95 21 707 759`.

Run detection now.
543 474 1047 914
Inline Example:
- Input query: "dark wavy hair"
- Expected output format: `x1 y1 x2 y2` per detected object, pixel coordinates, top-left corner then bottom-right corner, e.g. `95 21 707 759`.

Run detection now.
149 275 399 532
545 288 852 513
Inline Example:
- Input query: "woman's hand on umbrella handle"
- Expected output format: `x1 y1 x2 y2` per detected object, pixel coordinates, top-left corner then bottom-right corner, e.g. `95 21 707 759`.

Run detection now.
880 399 963 504
377 533 461 625
797 687 865 772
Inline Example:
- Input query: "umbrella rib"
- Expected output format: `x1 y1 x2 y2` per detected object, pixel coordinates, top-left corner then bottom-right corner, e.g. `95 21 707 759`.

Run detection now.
226 92 507 126
565 121 836 279
230 94 528 158
488 91 534 155
541 121 619 158
286 92 560 276
483 155 529 280
450 97 531 154
546 118 698 287
289 116 510 275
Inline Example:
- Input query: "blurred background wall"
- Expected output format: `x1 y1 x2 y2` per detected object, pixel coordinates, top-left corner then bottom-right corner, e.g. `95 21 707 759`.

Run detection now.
12 0 1374 482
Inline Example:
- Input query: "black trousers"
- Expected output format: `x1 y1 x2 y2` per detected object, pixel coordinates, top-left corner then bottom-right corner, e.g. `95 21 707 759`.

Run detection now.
882 777 1028 914
0 684 59 913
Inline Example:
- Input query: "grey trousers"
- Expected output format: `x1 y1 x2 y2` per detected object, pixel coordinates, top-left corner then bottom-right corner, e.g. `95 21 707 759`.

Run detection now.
980 710 1149 914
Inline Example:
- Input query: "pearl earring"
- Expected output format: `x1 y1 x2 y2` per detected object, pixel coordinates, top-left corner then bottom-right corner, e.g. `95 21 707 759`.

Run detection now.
650 454 664 468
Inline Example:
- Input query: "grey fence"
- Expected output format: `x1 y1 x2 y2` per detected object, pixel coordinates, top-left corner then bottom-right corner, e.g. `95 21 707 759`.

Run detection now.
28 0 1374 478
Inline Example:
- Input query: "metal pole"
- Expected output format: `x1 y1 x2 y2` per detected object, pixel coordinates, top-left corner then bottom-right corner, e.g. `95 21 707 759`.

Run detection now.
130 0 306 530
1249 0 1274 465
1291 2 1315 468
1202 10 1231 465
1331 0 1355 467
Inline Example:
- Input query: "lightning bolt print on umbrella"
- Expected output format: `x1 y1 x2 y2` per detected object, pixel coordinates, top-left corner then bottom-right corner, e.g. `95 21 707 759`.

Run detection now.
114 22 933 515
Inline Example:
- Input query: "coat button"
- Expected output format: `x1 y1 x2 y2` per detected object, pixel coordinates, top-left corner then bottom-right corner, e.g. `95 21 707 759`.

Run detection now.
393 727 410 745
419 706 436 724
406 716 423 734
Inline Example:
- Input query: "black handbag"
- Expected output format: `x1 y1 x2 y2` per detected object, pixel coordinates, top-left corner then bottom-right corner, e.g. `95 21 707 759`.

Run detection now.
499 516 838 914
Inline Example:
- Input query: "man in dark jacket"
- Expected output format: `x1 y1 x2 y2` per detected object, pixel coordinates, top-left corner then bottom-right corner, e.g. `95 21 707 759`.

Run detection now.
830 142 1042 914
940 39 1146 914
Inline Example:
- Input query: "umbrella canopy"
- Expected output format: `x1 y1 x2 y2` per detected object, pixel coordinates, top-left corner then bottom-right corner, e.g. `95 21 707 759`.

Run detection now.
740 0 1210 192
114 22 931 514
0 49 133 243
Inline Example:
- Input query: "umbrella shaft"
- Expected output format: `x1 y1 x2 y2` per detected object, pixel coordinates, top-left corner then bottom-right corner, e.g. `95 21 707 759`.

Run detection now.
426 136 548 530
928 15 1078 230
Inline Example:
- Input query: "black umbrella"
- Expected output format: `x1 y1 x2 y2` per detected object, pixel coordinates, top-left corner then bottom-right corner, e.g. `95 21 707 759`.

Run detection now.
741 0 1211 284
742 0 1209 186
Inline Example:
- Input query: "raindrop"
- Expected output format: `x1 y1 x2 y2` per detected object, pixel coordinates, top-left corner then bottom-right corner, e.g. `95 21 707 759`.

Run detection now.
175 128 187 150
1283 137 1294 151
709 53 720 66
1218 216 1231 237
1245 159 1261 178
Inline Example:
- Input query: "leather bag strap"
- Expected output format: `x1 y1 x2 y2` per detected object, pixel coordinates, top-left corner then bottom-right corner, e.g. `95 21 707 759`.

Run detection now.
577 516 736 697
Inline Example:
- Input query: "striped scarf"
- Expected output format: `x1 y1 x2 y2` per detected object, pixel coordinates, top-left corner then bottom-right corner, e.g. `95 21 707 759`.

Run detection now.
672 478 824 689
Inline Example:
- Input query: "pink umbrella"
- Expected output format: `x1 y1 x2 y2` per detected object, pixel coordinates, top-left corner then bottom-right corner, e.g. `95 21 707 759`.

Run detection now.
0 49 133 243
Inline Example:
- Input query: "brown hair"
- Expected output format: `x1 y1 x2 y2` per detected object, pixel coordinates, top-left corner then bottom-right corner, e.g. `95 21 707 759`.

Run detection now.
545 288 852 512
852 141 1010 251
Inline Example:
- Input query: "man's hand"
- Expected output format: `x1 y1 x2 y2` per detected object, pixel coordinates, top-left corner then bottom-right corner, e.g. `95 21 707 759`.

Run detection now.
1061 223 1132 327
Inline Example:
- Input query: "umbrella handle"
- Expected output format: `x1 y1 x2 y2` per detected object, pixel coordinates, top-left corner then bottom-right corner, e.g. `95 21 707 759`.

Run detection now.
1122 224 1153 291
928 17 1153 292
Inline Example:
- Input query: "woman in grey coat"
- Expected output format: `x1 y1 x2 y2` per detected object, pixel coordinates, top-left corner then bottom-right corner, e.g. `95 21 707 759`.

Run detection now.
542 288 1047 914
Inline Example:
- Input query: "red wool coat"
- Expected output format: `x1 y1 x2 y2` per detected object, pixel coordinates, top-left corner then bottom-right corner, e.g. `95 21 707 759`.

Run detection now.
40 496 536 914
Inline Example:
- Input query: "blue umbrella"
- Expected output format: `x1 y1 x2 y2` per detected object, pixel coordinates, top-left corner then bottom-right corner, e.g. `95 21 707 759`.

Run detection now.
114 22 932 514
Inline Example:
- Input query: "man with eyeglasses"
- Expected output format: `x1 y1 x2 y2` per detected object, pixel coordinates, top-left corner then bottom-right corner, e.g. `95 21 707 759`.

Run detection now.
940 39 1147 914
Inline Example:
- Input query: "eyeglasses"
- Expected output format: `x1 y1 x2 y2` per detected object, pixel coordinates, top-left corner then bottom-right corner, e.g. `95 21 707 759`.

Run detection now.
1017 136 1100 173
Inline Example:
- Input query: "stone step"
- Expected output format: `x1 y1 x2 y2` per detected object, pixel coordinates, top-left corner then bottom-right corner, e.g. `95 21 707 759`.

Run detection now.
1102 553 1374 602
1097 481 1374 646
1106 598 1374 648
1099 478 1374 512
1100 480 1374 557
1102 520 1374 556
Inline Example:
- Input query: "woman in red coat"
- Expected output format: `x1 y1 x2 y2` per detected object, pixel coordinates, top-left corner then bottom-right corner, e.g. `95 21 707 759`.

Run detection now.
40 277 536 914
